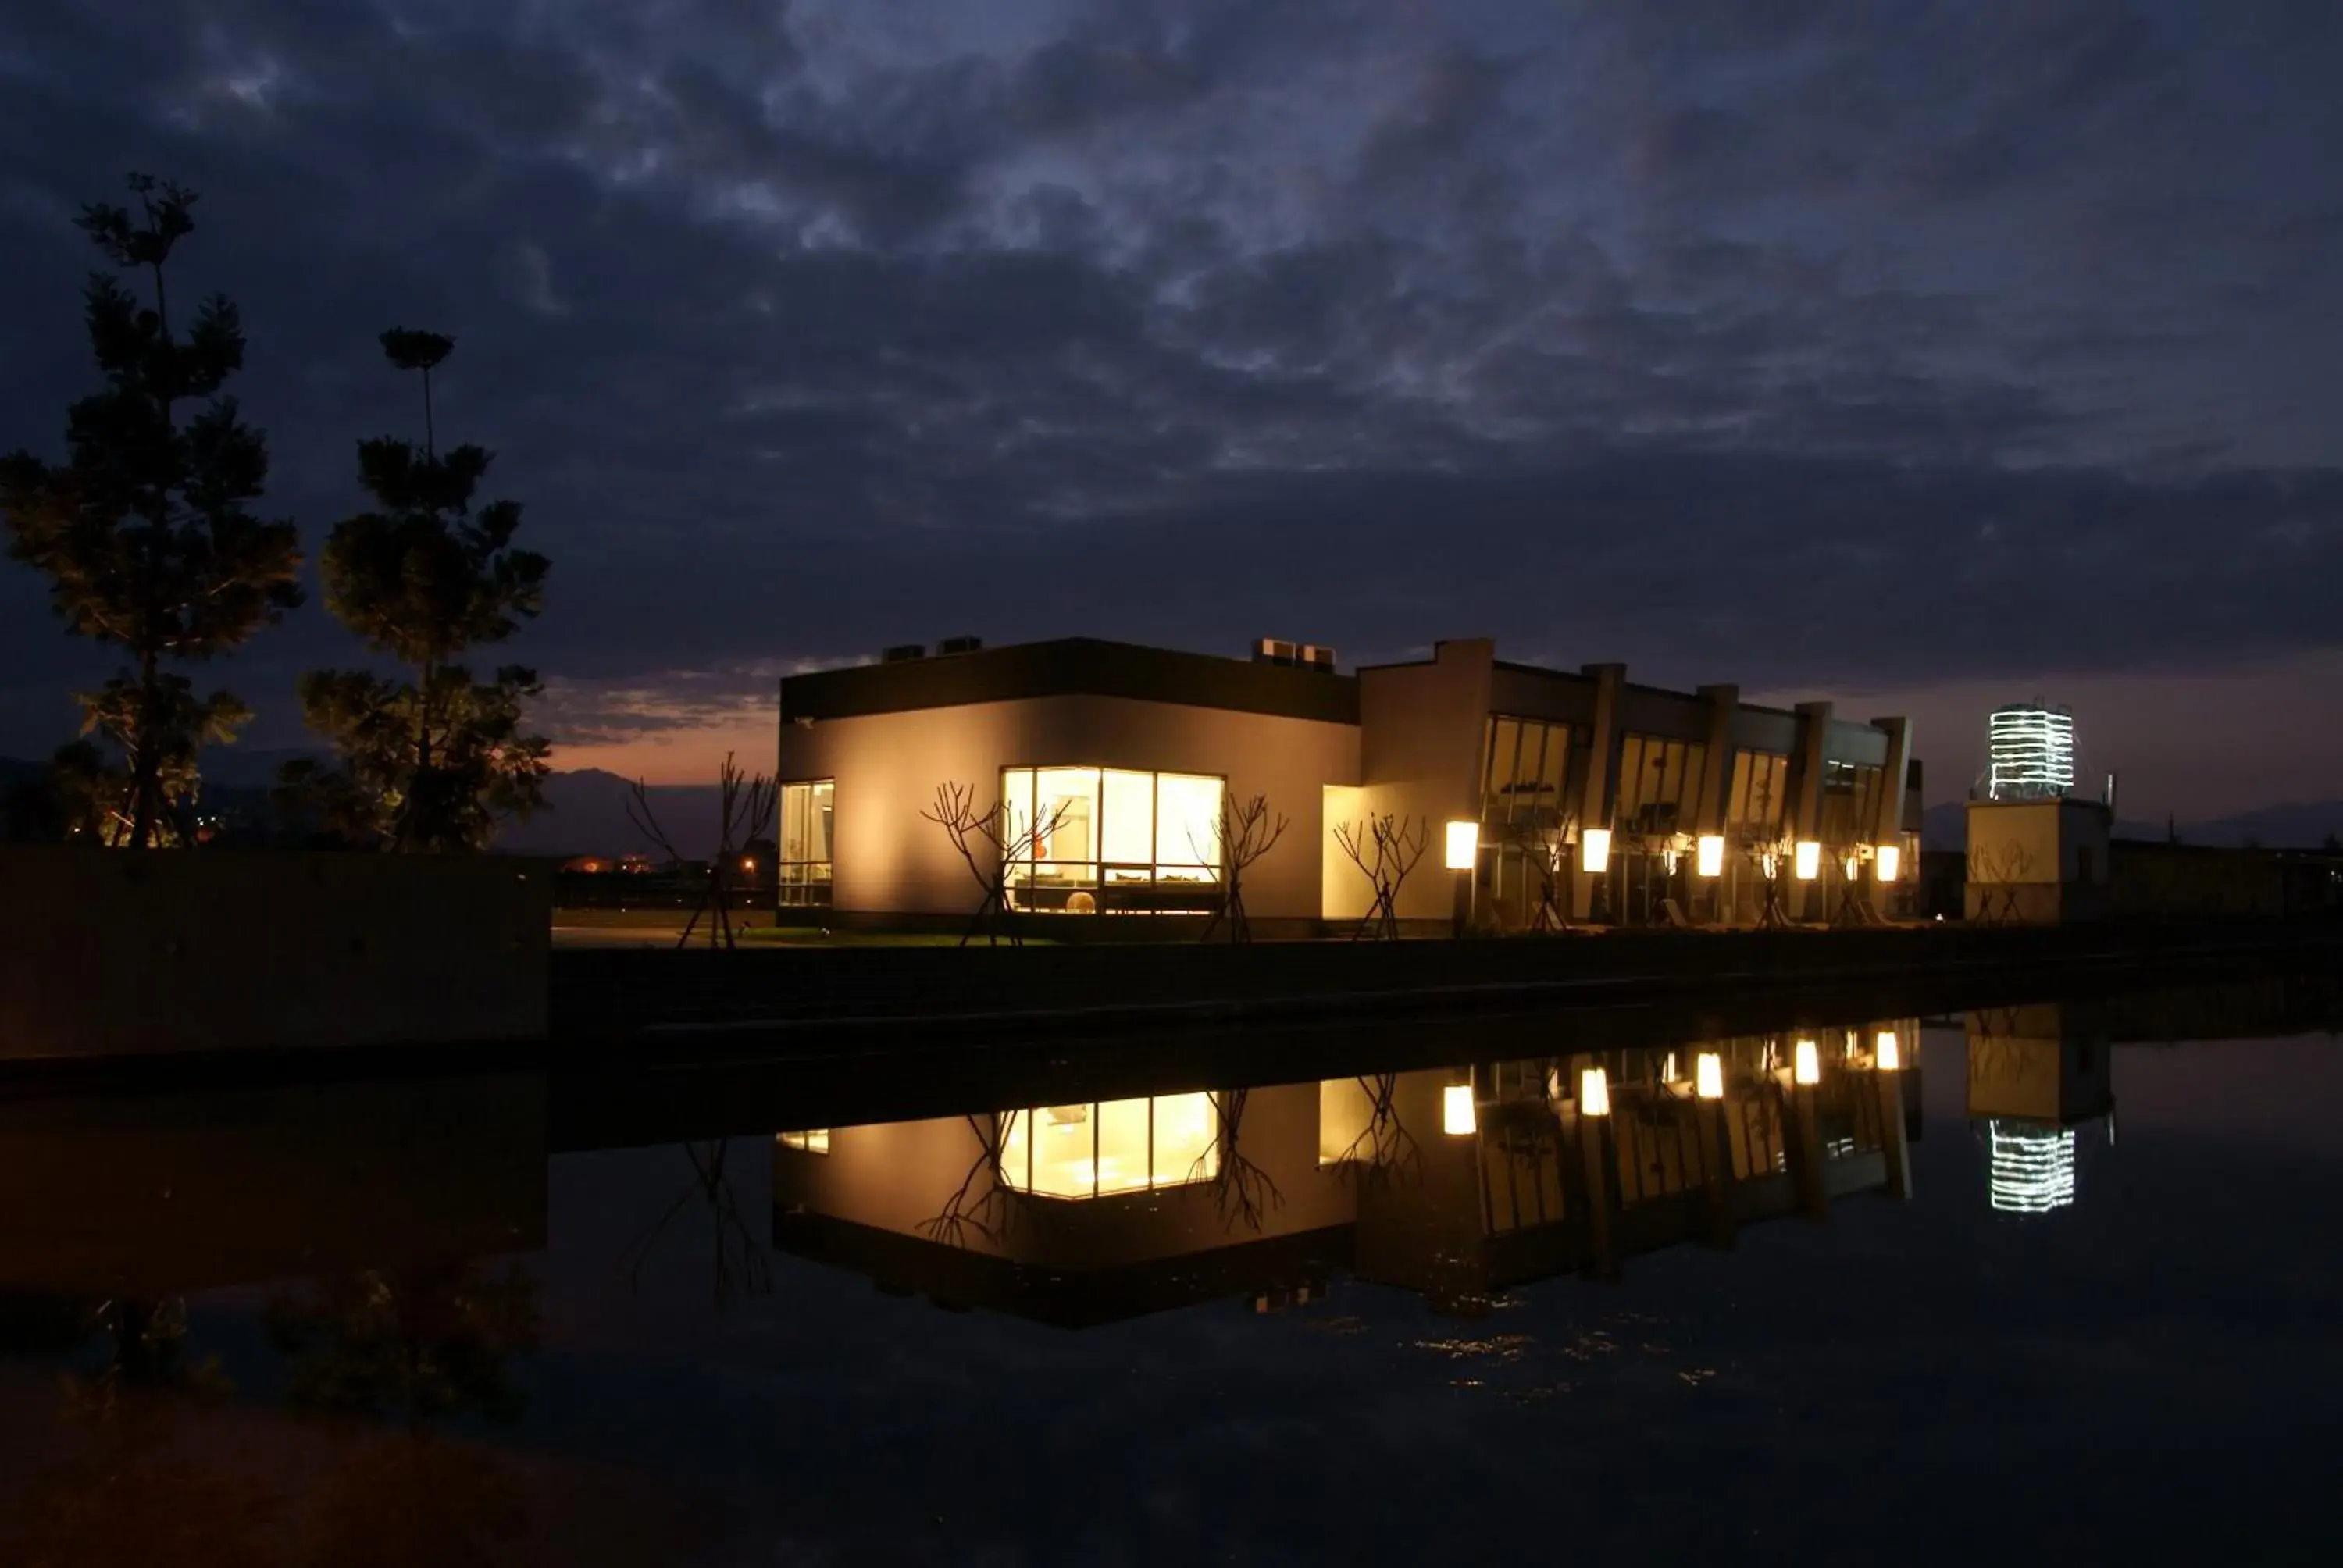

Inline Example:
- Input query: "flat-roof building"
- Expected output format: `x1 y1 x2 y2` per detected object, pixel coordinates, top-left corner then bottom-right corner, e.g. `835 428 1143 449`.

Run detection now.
776 636 1921 935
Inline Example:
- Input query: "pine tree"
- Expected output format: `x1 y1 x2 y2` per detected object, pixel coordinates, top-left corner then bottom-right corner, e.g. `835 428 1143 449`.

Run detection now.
287 329 550 851
0 173 302 847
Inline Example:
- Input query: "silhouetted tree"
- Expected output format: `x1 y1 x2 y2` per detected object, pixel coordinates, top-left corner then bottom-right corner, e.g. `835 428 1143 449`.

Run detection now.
625 753 776 948
1332 814 1429 939
1196 793 1289 943
286 328 549 851
922 781 1072 946
0 173 302 848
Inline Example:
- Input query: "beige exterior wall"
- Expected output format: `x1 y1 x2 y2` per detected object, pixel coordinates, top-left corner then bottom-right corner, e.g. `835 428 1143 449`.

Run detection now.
1353 640 1495 923
1964 800 2113 923
778 693 1358 921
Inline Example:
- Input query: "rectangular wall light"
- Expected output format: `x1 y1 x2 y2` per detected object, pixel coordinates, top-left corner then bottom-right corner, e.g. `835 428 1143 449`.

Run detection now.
1875 844 1902 882
1695 1051 1724 1100
1443 820 1479 872
1793 840 1821 881
1579 1067 1610 1117
1695 834 1724 878
1793 1039 1821 1085
1876 1031 1901 1071
1580 827 1612 875
1442 1082 1477 1137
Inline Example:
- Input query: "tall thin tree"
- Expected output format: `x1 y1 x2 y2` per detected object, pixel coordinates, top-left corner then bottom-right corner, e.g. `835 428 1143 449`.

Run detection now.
1 173 303 847
289 328 551 850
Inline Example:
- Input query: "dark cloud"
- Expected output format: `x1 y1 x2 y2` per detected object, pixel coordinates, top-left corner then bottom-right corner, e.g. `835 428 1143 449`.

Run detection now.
1 0 2339 801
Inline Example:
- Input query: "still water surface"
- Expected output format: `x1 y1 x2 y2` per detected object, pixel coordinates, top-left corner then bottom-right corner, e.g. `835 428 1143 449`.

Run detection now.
3 985 2340 1564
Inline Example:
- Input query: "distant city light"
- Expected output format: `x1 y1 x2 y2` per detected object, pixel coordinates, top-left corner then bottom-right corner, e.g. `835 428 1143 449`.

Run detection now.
1988 1121 2077 1214
1988 704 2075 800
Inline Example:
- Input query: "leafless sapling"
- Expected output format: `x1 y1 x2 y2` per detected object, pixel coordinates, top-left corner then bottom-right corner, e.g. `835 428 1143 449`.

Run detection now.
1194 793 1289 943
922 781 1071 946
1332 813 1430 939
626 751 778 949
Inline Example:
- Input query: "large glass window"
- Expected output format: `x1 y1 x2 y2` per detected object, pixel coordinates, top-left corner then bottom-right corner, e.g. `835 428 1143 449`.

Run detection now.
1480 716 1570 825
1819 760 1883 846
1000 768 1225 913
779 779 834 906
1614 735 1707 836
1727 751 1788 833
997 1094 1221 1198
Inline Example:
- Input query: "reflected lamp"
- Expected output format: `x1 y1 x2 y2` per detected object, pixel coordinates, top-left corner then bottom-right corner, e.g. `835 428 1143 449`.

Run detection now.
1442 1082 1477 1137
1443 820 1478 872
1793 840 1821 881
1793 1039 1821 1085
1580 827 1612 875
1579 1067 1610 1117
1695 1051 1724 1100
1875 1031 1902 1071
1695 834 1724 878
1875 844 1902 883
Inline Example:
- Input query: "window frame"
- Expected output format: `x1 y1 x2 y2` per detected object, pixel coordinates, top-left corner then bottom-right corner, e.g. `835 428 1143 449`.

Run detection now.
777 777 836 907
998 765 1229 913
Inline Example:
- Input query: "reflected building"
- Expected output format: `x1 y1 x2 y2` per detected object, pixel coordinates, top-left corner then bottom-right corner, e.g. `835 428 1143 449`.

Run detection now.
772 1019 1924 1324
1966 1003 2117 1217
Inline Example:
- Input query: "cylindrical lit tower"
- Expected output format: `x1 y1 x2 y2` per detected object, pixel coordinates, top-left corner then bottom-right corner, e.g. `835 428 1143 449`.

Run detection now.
1987 704 2075 800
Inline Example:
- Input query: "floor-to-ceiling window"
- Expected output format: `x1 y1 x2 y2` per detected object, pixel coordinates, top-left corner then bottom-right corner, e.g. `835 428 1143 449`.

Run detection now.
1610 735 1707 925
779 779 834 906
1479 716 1571 930
1725 750 1790 922
1000 767 1225 912
997 1094 1221 1197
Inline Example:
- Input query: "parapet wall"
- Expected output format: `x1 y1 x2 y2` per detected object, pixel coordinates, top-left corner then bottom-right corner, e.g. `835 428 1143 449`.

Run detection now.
0 847 552 1059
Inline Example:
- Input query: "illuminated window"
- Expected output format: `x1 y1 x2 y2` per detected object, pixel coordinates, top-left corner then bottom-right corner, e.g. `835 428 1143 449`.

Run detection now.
997 1095 1221 1198
1615 735 1707 836
776 1128 830 1154
779 779 834 907
1000 768 1225 912
1727 751 1788 832
1480 716 1570 825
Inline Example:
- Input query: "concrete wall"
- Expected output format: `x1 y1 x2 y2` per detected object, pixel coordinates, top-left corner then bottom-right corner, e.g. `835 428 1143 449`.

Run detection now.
778 692 1359 921
0 848 551 1059
1355 640 1495 922
1965 800 2112 925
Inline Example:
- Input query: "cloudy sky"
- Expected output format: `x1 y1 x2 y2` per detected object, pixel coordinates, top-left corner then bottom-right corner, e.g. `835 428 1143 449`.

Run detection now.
2 1 2338 816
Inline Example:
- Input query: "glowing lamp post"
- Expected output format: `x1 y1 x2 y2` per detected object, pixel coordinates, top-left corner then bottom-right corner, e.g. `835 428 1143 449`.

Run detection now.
1695 834 1724 878
1444 819 1478 938
1442 1081 1477 1137
1580 827 1611 875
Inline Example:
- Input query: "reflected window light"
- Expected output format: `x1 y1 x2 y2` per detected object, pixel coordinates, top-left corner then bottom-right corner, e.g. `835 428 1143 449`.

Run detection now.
1794 840 1821 880
1580 827 1612 875
1443 1082 1477 1137
1579 1067 1610 1117
1694 1051 1724 1100
777 1128 830 1154
1875 1031 1902 1071
1793 1039 1821 1085
1695 834 1724 878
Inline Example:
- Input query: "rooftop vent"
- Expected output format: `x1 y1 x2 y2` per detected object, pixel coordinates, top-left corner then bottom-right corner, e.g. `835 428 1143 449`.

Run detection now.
936 635 984 656
882 643 926 663
1254 637 1337 672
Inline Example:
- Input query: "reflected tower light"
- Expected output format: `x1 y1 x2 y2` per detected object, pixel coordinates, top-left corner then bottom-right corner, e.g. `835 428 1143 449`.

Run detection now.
1793 1039 1821 1085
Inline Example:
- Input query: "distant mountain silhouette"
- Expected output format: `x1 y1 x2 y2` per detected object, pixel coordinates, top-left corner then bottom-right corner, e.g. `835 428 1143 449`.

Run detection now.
499 768 727 860
1922 798 2343 851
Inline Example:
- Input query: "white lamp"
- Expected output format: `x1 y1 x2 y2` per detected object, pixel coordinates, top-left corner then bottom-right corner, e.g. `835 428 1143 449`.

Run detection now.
1579 1067 1610 1117
1875 1030 1901 1071
1443 820 1478 872
1695 1051 1724 1100
1695 834 1724 878
1793 1038 1821 1085
1875 844 1902 882
1442 1082 1476 1137
1580 827 1612 875
1793 840 1821 881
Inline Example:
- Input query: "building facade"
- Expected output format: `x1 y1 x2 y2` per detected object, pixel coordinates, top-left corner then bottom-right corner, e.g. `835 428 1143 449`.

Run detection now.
776 636 1923 933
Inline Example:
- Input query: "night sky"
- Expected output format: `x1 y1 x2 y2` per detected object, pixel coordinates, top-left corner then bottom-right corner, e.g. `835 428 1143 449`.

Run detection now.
2 2 2338 818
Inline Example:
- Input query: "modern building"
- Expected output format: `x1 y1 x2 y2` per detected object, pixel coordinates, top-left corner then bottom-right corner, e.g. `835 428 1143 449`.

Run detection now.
776 636 1924 934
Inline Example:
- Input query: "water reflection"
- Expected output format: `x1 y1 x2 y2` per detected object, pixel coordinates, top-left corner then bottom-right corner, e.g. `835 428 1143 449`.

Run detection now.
769 1017 1924 1324
1967 1003 2119 1217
